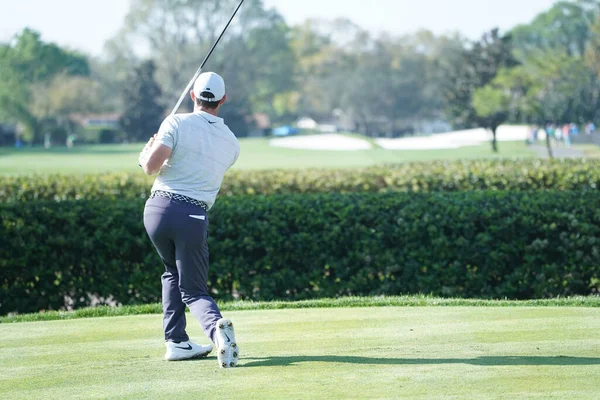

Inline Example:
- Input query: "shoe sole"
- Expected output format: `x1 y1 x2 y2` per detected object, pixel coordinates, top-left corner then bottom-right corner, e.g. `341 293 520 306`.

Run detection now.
216 319 239 368
165 349 212 362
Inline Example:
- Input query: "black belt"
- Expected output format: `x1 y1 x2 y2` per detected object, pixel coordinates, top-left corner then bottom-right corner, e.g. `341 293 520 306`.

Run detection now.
150 190 209 211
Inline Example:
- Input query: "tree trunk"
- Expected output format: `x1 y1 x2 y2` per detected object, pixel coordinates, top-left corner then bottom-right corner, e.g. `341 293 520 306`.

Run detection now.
491 126 498 153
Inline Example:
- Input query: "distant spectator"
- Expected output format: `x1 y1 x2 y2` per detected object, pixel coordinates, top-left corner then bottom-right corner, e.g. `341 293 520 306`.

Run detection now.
570 123 579 136
563 124 571 148
66 134 77 149
554 124 563 141
529 125 538 144
585 122 596 135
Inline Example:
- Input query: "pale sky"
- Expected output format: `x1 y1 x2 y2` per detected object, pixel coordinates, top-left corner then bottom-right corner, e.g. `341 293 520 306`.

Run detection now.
0 0 559 56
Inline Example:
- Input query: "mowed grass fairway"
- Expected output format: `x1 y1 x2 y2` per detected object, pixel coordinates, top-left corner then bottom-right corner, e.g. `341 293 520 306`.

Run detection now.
1 306 600 399
0 138 537 175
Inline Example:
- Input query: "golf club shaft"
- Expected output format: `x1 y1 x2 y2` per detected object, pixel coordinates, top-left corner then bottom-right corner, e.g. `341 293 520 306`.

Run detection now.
169 0 246 116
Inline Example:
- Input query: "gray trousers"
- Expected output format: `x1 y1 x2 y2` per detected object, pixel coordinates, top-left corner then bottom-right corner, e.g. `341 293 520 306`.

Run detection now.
143 196 222 343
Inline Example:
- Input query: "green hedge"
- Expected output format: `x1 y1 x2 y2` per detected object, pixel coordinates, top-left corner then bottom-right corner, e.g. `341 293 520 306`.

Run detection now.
2 191 600 315
2 159 600 203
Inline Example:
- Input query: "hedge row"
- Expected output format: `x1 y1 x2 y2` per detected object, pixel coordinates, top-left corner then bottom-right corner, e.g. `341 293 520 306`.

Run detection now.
2 191 600 315
2 159 600 203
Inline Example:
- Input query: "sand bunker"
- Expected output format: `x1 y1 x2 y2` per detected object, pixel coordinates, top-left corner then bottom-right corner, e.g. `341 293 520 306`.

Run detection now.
270 134 372 151
375 126 530 150
268 126 530 151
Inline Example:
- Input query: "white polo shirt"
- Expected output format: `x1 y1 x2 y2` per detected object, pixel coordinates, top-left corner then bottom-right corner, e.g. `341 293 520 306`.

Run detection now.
151 111 240 209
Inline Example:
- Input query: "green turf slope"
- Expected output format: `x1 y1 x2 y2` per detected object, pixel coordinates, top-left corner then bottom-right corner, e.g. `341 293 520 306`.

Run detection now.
1 307 599 399
0 140 535 175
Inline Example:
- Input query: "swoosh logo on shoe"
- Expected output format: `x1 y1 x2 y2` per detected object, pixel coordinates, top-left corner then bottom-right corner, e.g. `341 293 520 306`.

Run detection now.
175 344 193 350
224 333 231 343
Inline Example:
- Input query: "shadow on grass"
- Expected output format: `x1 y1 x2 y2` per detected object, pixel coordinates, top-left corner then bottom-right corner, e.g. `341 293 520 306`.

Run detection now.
242 356 600 368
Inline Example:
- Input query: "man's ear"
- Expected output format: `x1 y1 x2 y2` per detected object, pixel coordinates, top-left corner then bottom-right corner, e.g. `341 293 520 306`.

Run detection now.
219 95 227 106
190 90 197 102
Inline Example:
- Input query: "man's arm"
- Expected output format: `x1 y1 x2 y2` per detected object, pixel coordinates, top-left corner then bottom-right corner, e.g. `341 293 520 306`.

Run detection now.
140 116 177 175
140 135 172 175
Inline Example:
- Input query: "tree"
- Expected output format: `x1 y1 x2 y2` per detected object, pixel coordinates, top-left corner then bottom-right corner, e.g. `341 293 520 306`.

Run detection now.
583 17 600 123
120 60 165 142
108 0 297 132
29 75 107 144
288 23 456 136
504 1 600 129
0 59 34 138
511 1 594 59
472 67 548 155
441 28 519 151
509 1 600 123
0 28 90 142
472 84 510 145
474 47 600 158
340 35 434 136
87 58 129 114
288 19 363 122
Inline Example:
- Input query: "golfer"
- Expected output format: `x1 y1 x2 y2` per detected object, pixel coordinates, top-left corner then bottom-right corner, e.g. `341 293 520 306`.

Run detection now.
139 72 240 368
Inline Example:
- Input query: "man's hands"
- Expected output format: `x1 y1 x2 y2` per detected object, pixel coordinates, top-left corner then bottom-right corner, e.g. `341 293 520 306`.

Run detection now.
143 134 158 153
139 134 158 167
139 133 173 176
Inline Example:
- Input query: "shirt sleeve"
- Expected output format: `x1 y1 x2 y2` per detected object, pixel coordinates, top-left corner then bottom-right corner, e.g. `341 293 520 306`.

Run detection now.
230 151 240 168
156 115 178 149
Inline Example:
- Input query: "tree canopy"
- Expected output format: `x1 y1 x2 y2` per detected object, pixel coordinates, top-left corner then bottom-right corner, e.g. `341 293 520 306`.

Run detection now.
120 60 164 142
1 0 600 146
0 29 90 141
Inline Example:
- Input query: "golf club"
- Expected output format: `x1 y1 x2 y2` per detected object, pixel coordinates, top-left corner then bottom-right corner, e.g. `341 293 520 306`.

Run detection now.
170 0 245 116
139 0 245 166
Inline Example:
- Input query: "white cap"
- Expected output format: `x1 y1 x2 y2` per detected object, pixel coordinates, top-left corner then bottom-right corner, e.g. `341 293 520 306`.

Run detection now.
193 72 226 102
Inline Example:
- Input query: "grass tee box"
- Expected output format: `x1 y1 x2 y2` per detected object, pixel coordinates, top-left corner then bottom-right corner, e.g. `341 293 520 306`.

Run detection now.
1 306 599 399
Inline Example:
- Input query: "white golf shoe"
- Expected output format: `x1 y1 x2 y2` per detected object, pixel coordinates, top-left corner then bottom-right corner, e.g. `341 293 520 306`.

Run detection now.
214 318 240 368
164 340 212 361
